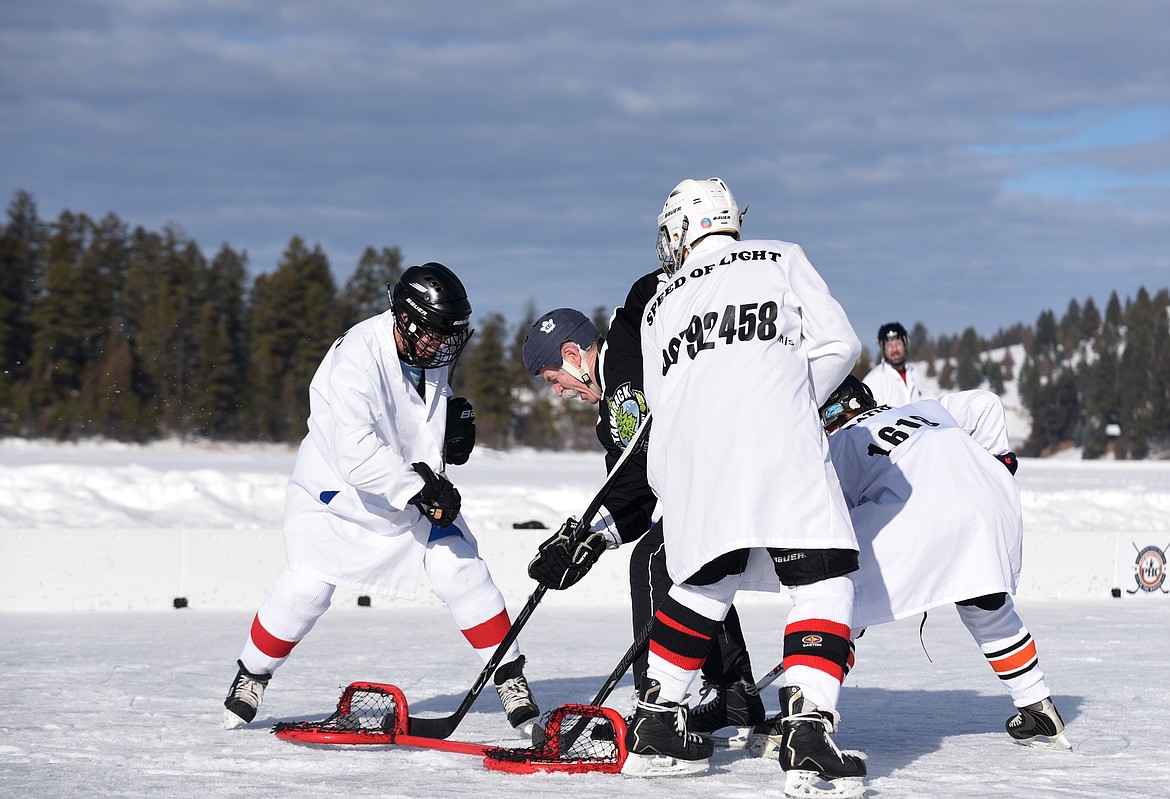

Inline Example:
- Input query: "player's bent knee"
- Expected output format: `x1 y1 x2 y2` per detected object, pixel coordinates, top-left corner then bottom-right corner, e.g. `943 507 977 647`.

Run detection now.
769 547 859 586
956 592 1007 611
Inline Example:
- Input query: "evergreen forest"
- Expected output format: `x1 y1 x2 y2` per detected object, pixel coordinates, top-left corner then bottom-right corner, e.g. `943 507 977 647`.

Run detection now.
2 191 1168 459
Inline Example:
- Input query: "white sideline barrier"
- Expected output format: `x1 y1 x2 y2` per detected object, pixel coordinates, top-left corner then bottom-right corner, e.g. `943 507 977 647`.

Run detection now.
1 526 1166 612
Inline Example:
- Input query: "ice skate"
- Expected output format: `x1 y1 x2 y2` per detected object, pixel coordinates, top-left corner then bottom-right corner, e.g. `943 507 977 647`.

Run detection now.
494 655 540 737
1006 697 1072 751
621 680 714 777
748 686 865 799
689 676 766 748
222 660 271 730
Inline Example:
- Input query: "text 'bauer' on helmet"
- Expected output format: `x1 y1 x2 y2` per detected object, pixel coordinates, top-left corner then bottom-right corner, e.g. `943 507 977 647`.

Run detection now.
387 262 474 369
656 177 746 275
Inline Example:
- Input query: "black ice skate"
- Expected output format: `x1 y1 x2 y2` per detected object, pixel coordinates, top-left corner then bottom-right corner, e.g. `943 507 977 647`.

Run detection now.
1006 696 1072 751
748 686 866 799
223 660 271 730
494 655 540 737
688 676 766 748
620 680 714 777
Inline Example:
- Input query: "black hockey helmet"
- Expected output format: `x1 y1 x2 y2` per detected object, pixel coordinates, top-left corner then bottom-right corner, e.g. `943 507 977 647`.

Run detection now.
877 321 910 365
388 262 474 368
819 375 877 432
877 321 909 346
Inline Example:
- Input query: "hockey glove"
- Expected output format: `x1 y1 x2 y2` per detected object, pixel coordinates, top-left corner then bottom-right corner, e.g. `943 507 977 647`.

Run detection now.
996 451 1019 475
409 462 461 527
527 517 607 590
444 397 476 466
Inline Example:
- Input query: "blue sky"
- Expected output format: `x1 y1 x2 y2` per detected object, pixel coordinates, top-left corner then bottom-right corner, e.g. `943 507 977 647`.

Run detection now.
2 1 1168 352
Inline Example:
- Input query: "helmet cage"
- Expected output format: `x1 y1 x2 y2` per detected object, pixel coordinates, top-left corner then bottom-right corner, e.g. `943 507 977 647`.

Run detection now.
388 263 474 369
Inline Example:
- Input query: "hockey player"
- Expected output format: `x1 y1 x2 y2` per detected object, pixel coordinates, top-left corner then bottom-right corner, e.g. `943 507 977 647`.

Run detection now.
222 263 540 737
863 321 922 406
626 176 867 793
754 376 1071 752
521 303 765 741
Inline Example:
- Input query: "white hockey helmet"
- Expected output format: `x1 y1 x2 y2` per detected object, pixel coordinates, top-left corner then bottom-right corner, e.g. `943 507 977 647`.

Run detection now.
656 177 744 275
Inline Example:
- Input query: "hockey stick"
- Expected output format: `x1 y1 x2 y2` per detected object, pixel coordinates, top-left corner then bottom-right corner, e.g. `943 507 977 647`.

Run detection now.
407 414 653 740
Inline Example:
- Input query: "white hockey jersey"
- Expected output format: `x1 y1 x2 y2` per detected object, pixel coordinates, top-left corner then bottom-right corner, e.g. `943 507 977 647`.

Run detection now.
826 391 1021 628
281 309 473 599
640 236 862 583
863 360 922 406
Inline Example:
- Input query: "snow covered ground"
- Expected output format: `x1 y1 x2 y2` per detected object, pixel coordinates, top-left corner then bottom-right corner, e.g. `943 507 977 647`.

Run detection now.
1 438 1168 798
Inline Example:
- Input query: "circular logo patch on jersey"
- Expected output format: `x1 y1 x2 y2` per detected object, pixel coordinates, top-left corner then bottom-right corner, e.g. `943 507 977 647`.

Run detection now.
801 635 823 646
606 383 650 449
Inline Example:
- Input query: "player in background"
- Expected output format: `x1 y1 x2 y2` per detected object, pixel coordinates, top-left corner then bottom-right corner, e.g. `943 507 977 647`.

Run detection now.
628 176 867 795
222 263 540 738
863 322 922 406
521 303 765 742
755 376 1070 753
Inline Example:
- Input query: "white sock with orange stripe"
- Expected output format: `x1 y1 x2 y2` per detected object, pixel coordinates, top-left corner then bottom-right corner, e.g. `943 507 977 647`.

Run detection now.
957 598 1051 707
240 569 335 676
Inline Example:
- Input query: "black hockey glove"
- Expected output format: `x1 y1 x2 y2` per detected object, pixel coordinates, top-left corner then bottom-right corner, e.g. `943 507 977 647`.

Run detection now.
527 517 607 590
409 462 461 527
996 451 1019 475
444 397 476 466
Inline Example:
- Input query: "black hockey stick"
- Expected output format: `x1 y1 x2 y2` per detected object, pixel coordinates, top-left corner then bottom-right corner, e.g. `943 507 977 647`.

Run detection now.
407 414 653 739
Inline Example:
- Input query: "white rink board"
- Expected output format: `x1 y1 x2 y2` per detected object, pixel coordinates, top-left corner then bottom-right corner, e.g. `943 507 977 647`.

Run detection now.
3 525 1166 612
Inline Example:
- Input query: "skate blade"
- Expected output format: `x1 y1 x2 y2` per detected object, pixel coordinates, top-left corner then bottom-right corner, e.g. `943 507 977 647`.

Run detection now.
222 708 250 730
620 752 709 778
784 769 865 798
709 725 753 749
747 732 782 760
1013 732 1073 751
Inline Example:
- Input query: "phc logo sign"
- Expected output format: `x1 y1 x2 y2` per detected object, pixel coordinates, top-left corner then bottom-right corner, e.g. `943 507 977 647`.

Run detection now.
1127 542 1169 595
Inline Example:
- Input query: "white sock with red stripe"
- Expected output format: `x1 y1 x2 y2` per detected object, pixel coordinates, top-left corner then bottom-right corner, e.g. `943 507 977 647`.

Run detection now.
424 533 520 664
240 569 335 675
783 576 854 713
957 598 1050 707
645 577 738 703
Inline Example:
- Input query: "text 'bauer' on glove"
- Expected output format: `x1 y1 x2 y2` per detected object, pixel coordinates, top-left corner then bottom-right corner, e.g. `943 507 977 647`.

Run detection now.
409 462 461 527
444 396 476 466
527 516 607 590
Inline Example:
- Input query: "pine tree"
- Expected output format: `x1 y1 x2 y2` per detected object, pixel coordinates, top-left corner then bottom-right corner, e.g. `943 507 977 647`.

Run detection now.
456 313 515 450
0 191 45 433
1115 287 1156 458
187 244 251 439
955 327 983 390
340 246 403 330
249 237 338 441
76 321 149 439
25 210 104 437
1059 298 1082 358
122 224 203 437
